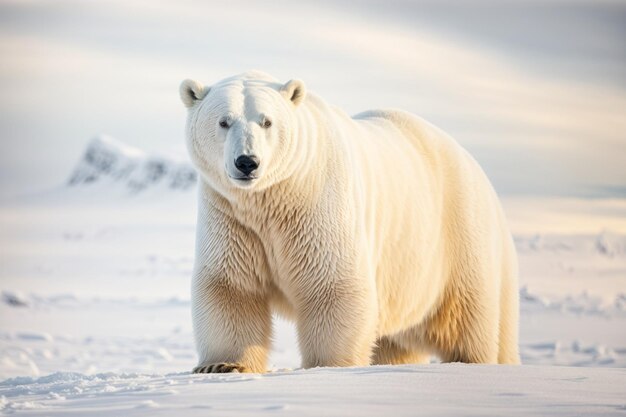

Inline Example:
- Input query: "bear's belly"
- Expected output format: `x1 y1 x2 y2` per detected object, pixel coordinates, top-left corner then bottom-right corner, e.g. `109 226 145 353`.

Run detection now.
372 241 449 337
355 142 450 337
268 282 297 320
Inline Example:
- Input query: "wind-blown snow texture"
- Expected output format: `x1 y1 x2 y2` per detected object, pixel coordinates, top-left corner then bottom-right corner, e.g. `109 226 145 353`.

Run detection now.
1 138 625 415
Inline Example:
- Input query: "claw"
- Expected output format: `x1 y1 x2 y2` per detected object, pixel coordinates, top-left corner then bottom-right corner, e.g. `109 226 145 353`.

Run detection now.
193 362 250 373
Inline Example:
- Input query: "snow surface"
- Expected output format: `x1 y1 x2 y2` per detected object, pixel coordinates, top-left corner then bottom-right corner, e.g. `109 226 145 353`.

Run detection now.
2 365 625 416
1 138 625 415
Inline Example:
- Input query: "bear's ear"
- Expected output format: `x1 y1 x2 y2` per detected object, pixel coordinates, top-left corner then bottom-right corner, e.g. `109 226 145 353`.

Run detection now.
180 79 208 108
280 79 306 106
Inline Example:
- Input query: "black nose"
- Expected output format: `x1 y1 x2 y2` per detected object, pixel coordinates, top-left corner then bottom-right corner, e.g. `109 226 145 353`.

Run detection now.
234 155 260 176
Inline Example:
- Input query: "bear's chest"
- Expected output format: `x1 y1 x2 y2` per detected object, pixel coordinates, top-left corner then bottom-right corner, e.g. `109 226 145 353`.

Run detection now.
230 203 291 279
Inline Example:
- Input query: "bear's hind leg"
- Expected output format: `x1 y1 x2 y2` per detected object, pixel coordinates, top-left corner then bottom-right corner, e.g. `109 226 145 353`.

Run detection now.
497 271 521 364
372 336 430 365
422 286 499 364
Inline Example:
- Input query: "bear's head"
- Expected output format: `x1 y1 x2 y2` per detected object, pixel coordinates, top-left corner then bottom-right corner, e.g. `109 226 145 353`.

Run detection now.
180 71 307 194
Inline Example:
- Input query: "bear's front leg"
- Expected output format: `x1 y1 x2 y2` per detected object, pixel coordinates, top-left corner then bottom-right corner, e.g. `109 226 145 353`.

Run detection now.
191 276 271 374
295 277 377 369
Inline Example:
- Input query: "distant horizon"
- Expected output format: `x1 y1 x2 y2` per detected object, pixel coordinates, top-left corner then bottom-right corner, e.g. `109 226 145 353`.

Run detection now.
4 132 626 202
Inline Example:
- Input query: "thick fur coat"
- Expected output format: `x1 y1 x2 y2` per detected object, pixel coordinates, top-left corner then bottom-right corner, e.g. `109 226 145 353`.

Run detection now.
180 71 520 373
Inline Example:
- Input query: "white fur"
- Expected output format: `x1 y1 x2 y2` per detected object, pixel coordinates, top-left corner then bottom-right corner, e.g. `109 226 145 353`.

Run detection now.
181 71 520 373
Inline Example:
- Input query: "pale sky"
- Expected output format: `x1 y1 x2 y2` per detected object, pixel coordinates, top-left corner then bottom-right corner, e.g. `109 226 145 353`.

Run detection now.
0 0 625 198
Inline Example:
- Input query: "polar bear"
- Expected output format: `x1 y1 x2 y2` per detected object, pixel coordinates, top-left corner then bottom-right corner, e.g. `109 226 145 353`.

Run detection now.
180 71 520 373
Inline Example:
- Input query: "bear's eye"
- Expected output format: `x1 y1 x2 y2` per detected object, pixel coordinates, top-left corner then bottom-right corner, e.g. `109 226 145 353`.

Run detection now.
219 119 229 128
262 119 272 128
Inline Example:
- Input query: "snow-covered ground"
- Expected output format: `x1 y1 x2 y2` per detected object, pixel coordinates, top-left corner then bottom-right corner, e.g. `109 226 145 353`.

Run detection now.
1 137 625 415
2 365 625 416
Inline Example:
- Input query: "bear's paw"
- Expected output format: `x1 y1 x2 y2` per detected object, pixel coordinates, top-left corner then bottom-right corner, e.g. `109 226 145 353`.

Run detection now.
192 362 250 373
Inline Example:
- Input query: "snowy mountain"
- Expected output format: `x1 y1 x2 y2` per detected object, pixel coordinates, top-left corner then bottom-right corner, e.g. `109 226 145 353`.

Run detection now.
66 135 197 193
